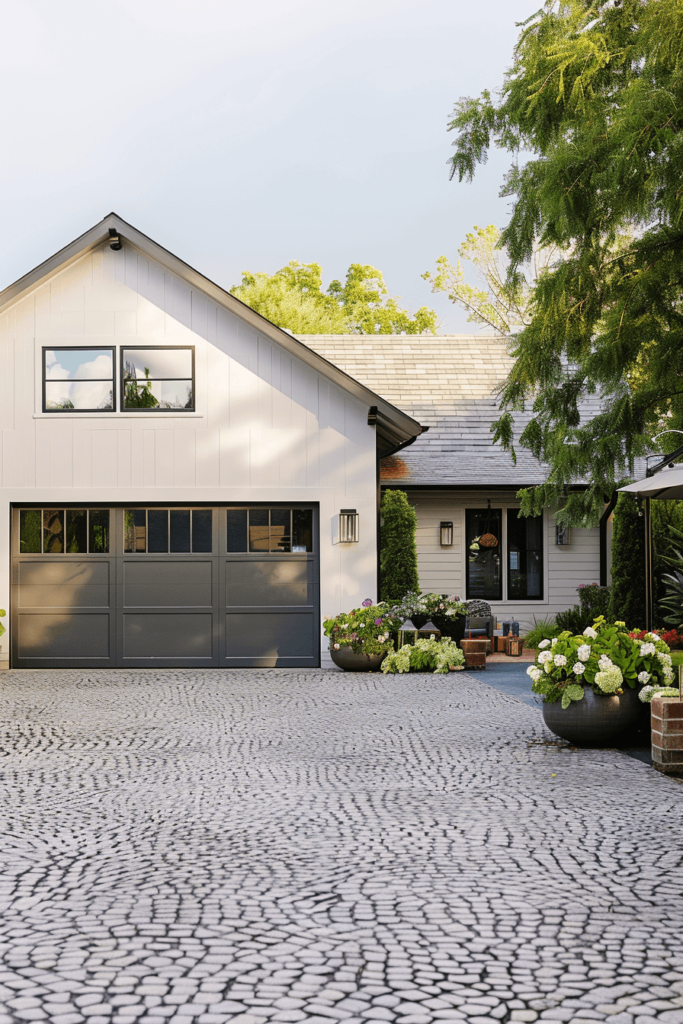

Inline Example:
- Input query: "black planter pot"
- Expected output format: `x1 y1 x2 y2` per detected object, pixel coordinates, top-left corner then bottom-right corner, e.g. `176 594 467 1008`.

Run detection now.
412 614 466 643
542 684 643 745
329 646 387 671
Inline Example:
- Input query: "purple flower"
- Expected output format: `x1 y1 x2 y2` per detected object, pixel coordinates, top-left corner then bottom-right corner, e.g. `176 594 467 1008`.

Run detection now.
374 618 382 625
362 598 373 607
351 632 358 639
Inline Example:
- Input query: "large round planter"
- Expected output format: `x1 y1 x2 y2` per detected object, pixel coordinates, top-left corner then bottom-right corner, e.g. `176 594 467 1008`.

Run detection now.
542 685 642 745
329 647 386 671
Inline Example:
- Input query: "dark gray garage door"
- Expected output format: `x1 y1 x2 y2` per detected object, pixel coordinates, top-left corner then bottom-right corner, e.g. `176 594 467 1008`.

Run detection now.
11 505 319 669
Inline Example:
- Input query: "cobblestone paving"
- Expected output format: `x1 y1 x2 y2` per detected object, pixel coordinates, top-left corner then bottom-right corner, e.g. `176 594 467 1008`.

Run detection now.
1 669 683 1024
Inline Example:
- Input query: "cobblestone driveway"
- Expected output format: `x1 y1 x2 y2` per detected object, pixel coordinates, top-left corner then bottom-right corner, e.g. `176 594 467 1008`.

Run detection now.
1 670 682 1024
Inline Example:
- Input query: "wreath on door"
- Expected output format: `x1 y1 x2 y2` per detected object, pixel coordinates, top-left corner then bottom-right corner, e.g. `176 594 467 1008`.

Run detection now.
479 499 499 548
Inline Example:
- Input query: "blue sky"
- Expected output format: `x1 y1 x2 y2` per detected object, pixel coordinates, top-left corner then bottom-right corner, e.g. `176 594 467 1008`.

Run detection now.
3 0 539 333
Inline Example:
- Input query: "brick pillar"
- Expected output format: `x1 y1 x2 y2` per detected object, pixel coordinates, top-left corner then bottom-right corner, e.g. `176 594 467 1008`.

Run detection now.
651 697 683 774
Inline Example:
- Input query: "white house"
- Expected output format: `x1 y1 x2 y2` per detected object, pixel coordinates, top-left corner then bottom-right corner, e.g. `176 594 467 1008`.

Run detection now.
0 214 421 669
299 335 606 632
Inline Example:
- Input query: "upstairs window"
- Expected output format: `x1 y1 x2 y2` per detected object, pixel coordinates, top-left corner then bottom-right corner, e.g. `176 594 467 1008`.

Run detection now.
43 348 115 412
122 347 194 411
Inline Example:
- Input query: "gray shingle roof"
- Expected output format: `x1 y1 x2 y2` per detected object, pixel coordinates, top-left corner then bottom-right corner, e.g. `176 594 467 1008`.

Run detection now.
297 334 603 487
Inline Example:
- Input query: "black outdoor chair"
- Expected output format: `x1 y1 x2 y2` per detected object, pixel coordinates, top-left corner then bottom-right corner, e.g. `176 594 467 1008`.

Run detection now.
464 615 494 639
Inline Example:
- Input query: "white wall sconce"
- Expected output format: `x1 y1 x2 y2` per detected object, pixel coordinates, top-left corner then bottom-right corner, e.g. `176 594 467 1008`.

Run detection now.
555 524 572 546
440 521 453 546
339 509 359 543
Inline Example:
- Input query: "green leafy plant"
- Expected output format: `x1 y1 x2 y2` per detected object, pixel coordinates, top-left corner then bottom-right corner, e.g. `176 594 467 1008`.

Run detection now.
554 606 587 635
323 599 399 656
389 592 467 639
381 637 465 675
529 617 675 708
380 491 419 604
660 526 683 629
523 616 561 650
608 494 646 628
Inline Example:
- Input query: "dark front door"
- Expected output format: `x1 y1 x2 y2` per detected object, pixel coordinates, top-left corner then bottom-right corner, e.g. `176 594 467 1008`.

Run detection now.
11 505 320 669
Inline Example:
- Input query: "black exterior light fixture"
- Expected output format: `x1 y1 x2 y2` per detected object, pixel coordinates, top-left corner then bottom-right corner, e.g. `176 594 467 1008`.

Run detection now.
555 524 572 546
108 227 122 251
339 509 359 543
398 618 418 648
440 521 453 546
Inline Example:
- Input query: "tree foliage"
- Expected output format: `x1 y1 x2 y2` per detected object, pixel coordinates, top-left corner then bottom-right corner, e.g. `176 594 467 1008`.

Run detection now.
423 224 558 334
448 0 683 525
608 494 646 629
380 490 419 604
232 261 437 335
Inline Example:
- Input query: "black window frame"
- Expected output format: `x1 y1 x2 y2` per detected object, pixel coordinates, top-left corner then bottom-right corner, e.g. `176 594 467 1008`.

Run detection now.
42 346 116 414
465 507 503 602
507 509 544 601
120 345 195 413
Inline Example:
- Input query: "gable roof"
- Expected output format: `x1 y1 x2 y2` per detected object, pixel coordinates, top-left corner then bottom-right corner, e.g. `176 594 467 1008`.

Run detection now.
0 213 422 457
297 334 603 487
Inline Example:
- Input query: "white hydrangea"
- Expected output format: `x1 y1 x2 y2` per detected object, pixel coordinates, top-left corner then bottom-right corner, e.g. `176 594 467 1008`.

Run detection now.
554 654 567 667
538 639 551 649
583 626 598 639
594 664 624 694
639 685 655 703
526 664 537 677
664 669 675 685
529 668 543 683
551 638 558 647
640 642 656 656
657 651 672 667
645 632 659 641
577 645 591 662
638 671 651 684
598 654 614 671
573 662 586 675
538 651 553 664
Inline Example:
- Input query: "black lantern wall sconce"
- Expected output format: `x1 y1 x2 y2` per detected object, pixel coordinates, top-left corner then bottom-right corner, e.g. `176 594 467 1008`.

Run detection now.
440 521 453 546
339 509 359 543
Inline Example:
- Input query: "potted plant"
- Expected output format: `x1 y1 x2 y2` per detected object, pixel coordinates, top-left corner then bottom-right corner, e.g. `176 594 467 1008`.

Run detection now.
324 599 399 671
389 592 467 642
381 636 466 674
529 616 677 744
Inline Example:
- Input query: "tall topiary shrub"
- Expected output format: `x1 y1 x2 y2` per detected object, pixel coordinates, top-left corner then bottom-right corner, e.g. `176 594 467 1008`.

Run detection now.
608 493 646 628
380 489 419 604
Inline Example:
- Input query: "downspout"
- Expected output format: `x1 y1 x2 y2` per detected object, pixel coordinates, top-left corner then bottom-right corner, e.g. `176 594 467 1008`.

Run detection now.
599 492 618 587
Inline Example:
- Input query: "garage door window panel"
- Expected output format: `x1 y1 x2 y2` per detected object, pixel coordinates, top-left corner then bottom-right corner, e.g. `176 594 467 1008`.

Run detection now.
231 509 312 554
124 509 212 553
43 347 115 412
122 347 194 411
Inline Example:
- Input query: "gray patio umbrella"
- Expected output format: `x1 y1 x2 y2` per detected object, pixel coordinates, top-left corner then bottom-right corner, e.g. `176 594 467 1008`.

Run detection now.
619 465 683 500
618 465 683 627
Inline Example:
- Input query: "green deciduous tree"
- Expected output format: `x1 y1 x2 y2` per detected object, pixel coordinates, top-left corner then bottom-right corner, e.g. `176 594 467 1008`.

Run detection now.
380 490 419 604
608 494 646 629
423 224 558 334
448 0 683 526
232 261 437 335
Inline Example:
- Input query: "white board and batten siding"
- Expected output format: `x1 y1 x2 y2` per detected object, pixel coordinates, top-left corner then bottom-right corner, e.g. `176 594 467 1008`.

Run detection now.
411 490 601 632
0 243 379 658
